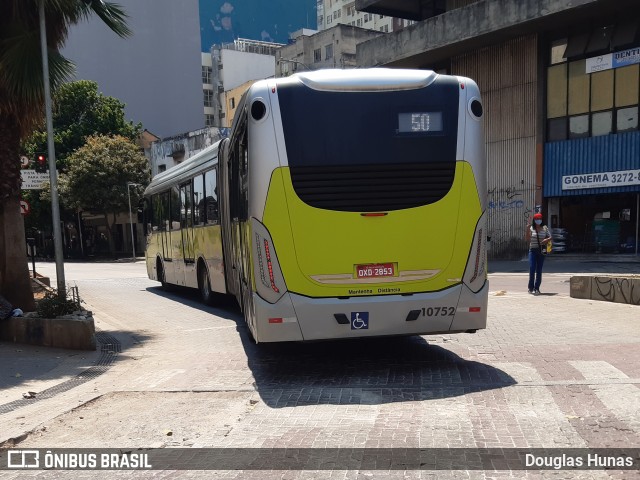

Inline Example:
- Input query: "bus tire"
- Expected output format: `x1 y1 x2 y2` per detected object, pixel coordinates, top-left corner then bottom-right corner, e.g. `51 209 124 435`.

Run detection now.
198 262 215 305
157 258 169 290
240 280 257 344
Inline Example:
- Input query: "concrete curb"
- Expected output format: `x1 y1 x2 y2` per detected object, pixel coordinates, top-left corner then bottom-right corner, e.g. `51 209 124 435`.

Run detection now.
0 313 96 351
0 277 96 350
570 275 640 305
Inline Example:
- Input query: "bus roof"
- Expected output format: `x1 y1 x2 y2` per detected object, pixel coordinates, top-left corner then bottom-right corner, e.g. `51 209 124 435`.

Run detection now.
144 139 223 196
280 68 439 92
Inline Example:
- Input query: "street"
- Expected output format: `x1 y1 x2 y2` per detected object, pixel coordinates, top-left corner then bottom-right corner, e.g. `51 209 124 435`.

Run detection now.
1 259 639 478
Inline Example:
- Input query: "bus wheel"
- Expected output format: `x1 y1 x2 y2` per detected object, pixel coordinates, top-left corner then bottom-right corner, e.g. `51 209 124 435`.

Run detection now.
157 259 168 289
198 264 215 305
240 282 257 344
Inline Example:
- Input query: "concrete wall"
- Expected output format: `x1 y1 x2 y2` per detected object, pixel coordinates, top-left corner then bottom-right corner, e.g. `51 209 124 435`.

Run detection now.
571 275 640 305
219 49 276 91
147 127 229 178
356 0 605 68
62 0 205 138
276 25 382 76
452 35 539 259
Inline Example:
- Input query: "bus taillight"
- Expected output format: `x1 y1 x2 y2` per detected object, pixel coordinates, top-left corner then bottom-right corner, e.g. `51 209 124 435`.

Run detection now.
263 239 279 293
252 219 287 303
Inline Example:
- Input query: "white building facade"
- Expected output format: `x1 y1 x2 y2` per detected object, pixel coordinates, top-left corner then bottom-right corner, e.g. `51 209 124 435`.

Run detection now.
206 39 283 127
317 0 414 33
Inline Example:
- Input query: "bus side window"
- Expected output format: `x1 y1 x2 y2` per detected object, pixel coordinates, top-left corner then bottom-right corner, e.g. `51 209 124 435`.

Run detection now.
229 109 247 222
161 191 170 231
180 182 193 228
205 168 219 224
170 186 181 230
193 173 205 226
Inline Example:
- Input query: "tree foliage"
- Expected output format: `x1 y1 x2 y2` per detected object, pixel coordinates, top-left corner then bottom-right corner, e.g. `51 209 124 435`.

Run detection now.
0 0 131 310
23 81 143 237
59 135 149 255
23 80 142 168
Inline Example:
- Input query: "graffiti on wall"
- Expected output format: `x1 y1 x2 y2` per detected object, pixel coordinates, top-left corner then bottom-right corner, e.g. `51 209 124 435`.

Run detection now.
592 276 640 305
486 185 536 259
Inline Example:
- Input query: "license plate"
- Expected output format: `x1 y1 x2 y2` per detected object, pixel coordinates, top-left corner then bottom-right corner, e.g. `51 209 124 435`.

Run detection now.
355 263 395 279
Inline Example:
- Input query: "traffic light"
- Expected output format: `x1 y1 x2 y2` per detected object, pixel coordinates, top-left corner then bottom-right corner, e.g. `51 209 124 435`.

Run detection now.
34 152 47 173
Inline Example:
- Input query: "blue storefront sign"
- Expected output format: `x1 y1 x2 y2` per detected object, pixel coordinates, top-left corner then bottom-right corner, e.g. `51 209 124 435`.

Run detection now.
562 169 640 190
585 46 640 73
544 132 640 197
614 46 640 68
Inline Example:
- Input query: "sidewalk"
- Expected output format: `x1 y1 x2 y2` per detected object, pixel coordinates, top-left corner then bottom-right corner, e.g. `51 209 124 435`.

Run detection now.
489 254 640 274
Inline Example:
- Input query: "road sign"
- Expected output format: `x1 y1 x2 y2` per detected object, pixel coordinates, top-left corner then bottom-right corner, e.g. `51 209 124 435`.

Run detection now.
20 156 30 168
20 199 31 216
20 169 50 190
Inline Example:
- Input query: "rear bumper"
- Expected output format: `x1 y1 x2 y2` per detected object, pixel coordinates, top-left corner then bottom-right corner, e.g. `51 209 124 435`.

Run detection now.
252 281 488 342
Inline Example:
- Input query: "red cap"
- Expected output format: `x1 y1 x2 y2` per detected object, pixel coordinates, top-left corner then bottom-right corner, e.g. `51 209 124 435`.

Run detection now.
533 213 543 219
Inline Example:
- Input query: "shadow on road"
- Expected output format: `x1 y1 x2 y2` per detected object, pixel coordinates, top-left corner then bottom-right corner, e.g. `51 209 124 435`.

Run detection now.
146 285 517 408
145 285 241 322
0 330 154 416
239 334 517 407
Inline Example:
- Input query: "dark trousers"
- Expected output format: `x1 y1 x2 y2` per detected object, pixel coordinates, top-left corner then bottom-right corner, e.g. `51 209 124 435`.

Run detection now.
528 249 545 291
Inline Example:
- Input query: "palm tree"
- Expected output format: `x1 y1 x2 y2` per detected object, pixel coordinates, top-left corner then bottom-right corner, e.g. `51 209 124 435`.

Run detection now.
0 0 130 310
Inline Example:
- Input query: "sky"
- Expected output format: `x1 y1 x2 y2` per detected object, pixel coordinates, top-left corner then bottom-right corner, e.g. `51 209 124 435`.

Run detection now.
199 0 317 51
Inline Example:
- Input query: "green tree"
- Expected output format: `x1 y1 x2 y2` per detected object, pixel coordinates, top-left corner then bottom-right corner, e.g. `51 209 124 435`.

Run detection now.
59 135 149 257
23 80 142 168
0 0 130 310
22 81 143 249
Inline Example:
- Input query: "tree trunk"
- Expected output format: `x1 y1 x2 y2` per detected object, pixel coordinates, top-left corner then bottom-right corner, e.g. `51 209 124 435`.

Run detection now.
0 201 37 311
0 114 36 311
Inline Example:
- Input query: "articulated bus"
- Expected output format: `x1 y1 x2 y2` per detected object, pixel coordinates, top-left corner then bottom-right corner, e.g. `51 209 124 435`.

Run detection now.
142 68 488 342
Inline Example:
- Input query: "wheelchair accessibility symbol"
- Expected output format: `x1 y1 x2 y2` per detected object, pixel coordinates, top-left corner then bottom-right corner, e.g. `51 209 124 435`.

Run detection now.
351 312 369 330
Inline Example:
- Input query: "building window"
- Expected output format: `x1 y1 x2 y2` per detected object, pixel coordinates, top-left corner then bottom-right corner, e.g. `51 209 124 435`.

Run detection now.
327 14 332 24
230 97 236 109
591 70 614 112
616 64 640 107
550 38 567 65
547 118 568 142
569 115 589 139
546 44 640 141
325 44 333 60
202 66 212 84
592 111 613 136
203 89 213 107
314 48 321 62
617 107 639 133
205 114 215 127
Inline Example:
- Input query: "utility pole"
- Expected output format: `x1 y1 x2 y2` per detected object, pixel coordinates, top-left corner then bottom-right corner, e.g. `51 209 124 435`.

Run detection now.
39 0 66 297
127 183 141 260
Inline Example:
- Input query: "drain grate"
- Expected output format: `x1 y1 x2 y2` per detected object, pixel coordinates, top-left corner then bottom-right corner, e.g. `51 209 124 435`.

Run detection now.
0 331 121 416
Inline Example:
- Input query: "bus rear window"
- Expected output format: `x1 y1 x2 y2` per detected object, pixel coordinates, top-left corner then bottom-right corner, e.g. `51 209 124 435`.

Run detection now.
277 77 460 212
277 77 459 168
